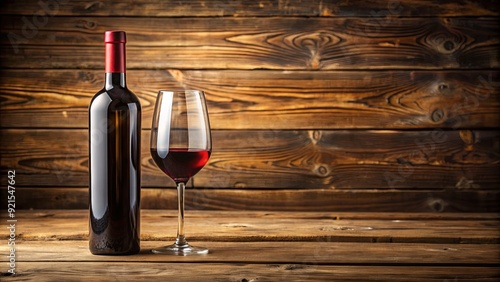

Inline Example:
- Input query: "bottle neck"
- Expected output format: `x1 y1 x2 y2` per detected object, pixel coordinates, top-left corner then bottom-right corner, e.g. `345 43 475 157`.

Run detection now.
105 73 126 89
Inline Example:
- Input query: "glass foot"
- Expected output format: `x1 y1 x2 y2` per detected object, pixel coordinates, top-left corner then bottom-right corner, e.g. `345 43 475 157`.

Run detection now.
152 242 208 256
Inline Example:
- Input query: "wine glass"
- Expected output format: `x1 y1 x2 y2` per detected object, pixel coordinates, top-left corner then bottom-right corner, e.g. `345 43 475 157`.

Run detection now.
150 90 212 255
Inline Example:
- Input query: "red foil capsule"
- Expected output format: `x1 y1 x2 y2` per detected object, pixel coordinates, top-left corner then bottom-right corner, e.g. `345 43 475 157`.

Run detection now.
105 31 126 73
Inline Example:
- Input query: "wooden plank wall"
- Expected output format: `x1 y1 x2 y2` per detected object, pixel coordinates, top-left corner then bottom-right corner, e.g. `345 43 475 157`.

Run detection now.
0 0 499 212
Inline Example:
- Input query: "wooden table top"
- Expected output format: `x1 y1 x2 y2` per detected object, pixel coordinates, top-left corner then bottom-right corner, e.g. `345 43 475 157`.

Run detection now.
1 210 499 281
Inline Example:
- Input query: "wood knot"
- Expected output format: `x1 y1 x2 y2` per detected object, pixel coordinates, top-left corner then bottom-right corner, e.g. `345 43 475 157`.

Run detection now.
443 40 455 52
459 130 475 145
84 1 104 12
309 130 322 144
426 23 465 54
313 130 321 141
430 108 445 123
427 198 447 212
436 38 459 54
438 83 449 92
459 130 475 151
75 20 97 30
78 71 97 83
315 165 329 177
456 177 479 189
294 31 341 69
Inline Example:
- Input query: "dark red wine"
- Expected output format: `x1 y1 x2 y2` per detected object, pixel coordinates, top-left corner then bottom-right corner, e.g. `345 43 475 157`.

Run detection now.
151 148 211 183
89 31 141 255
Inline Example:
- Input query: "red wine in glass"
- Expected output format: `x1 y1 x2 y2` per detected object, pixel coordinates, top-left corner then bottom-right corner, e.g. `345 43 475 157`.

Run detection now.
150 89 212 255
151 148 211 183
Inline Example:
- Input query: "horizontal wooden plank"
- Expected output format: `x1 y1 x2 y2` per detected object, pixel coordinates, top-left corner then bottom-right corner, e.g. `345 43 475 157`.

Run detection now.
0 210 498 243
1 0 498 17
2 188 499 212
8 209 500 220
1 129 499 190
4 263 499 282
1 17 498 69
1 70 498 129
4 241 499 265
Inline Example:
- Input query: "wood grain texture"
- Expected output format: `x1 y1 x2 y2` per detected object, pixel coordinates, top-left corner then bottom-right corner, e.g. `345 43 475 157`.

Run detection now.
1 70 498 129
0 210 497 280
1 0 498 17
9 209 500 220
6 241 500 265
1 129 499 190
5 263 500 282
1 17 498 70
0 1 499 214
3 187 499 212
1 210 499 243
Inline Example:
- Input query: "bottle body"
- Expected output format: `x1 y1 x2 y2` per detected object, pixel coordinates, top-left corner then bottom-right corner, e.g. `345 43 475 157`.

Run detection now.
89 31 141 255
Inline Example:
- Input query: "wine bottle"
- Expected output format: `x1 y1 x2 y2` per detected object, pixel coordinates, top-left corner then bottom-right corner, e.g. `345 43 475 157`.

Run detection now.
88 30 141 255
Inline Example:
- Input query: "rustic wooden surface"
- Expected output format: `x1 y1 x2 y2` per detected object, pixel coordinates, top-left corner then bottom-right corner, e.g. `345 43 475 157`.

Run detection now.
1 2 499 280
0 0 499 211
1 0 499 17
1 129 499 188
0 70 499 129
1 128 499 211
1 17 499 70
0 210 499 281
4 187 499 212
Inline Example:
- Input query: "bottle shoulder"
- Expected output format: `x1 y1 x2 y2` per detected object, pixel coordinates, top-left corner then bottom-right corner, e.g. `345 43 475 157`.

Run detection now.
91 87 141 109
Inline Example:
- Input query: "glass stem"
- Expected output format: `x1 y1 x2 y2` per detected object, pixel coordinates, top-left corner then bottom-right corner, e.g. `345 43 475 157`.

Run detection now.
175 182 188 247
